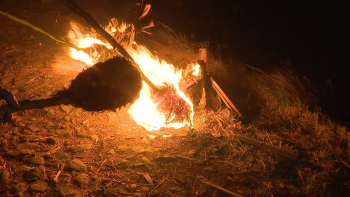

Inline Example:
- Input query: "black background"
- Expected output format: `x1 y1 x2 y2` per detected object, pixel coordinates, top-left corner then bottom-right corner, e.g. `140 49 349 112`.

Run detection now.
147 0 349 126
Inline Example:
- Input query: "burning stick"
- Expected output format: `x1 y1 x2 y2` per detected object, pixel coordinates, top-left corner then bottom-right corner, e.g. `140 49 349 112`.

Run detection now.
61 0 158 92
0 57 143 123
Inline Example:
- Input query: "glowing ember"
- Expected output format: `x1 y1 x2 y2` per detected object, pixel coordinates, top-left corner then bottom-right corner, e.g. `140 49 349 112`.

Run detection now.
67 21 196 131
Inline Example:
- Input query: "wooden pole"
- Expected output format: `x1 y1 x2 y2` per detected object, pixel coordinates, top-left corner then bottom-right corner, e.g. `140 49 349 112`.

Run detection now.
198 60 212 109
1 96 70 113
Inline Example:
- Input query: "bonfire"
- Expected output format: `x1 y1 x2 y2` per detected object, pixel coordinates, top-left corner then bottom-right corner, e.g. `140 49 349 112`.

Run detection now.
0 0 196 132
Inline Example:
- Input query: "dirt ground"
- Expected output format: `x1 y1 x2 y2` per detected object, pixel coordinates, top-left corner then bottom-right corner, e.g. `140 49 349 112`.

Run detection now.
1 1 348 197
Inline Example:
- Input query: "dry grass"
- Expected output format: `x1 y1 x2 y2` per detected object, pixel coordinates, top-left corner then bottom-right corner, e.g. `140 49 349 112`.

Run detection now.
248 66 315 108
203 56 350 195
149 19 350 195
194 102 349 195
170 32 350 195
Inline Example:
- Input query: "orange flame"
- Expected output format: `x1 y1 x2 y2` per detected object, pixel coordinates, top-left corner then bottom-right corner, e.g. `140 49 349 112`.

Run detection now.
127 45 194 131
67 21 196 131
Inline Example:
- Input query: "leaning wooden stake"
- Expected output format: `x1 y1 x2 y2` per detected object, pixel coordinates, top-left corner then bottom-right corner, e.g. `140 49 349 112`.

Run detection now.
210 77 242 117
61 0 158 92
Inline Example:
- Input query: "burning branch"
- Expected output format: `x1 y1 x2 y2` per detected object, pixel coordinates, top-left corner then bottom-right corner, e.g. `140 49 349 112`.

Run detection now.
61 0 158 92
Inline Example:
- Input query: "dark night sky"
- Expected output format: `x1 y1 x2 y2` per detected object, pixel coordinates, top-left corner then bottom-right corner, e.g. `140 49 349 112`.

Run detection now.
148 0 350 125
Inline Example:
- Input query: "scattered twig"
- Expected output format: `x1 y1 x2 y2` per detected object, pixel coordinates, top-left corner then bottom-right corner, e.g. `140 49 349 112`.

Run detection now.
54 163 65 182
198 177 243 197
143 173 154 185
235 138 247 152
46 146 61 155
336 157 350 169
174 177 187 187
236 134 298 160
174 154 197 161
95 159 107 175
217 160 235 166
121 192 137 196
264 130 273 146
148 176 167 196
21 184 30 193
208 155 225 158
34 135 58 141
0 160 7 170
257 150 267 170
211 110 225 132
101 178 122 183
